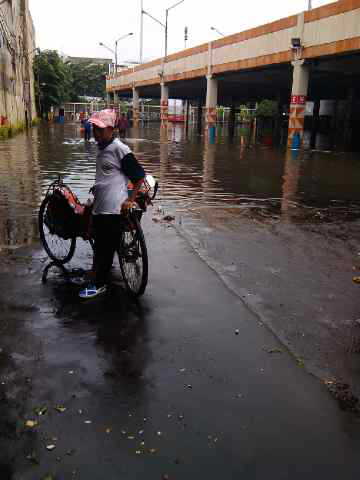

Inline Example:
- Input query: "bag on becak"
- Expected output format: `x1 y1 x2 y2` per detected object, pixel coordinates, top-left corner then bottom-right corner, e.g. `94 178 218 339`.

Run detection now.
45 186 85 239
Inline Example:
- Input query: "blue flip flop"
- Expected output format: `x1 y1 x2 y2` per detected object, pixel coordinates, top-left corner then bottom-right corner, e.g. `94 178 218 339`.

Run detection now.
79 283 107 299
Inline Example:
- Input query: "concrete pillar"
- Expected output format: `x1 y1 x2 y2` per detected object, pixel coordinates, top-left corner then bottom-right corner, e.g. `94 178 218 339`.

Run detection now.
288 59 309 148
160 83 169 128
132 87 140 126
113 91 119 104
106 93 111 106
205 75 218 138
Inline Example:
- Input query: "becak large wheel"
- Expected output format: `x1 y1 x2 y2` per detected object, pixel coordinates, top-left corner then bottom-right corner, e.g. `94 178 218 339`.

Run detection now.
118 213 148 297
38 195 76 264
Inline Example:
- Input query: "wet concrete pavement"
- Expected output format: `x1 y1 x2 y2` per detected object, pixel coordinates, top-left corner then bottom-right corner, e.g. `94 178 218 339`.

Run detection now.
1 216 360 479
1 124 360 477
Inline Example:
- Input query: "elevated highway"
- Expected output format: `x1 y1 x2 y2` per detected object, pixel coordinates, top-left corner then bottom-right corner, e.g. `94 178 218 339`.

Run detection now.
106 0 360 146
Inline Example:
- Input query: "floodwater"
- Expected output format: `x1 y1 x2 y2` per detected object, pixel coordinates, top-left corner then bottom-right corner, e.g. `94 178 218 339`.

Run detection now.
0 122 360 247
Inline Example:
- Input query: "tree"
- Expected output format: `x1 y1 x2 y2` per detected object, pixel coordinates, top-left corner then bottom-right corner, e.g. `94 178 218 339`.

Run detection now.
66 62 108 101
33 50 72 116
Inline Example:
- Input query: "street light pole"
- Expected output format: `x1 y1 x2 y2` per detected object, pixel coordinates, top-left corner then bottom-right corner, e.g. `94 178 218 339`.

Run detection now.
114 32 133 72
140 0 144 63
165 0 185 59
210 26 225 37
141 1 184 62
308 0 312 10
99 42 116 76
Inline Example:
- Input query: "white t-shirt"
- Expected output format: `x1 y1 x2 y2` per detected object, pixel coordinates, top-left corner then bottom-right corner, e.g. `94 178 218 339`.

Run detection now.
92 138 130 215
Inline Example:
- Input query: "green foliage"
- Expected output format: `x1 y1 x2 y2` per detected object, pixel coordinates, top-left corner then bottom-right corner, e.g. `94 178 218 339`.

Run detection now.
33 50 108 114
34 50 72 115
256 100 278 118
0 122 26 139
66 62 108 101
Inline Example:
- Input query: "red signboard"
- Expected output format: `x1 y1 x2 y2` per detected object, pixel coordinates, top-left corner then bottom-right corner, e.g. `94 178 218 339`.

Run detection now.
291 95 306 105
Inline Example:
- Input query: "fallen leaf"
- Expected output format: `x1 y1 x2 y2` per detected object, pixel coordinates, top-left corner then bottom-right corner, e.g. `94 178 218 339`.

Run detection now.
46 445 56 451
149 448 157 454
35 405 48 416
66 449 76 456
54 405 66 413
163 215 175 222
106 428 112 434
353 276 360 284
25 420 38 428
263 347 283 354
84 420 92 424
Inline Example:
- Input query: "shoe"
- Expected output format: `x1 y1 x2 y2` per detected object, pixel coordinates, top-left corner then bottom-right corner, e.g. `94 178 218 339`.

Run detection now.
79 283 107 299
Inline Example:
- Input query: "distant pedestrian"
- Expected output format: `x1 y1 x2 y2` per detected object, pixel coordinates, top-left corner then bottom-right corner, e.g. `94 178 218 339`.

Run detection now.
117 113 129 138
83 117 92 141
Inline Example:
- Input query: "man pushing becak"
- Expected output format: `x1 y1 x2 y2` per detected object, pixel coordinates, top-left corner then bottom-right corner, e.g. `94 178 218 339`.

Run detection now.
79 109 145 299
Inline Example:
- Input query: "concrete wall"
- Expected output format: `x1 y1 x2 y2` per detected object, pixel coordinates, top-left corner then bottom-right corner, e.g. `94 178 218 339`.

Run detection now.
107 0 360 93
0 0 37 127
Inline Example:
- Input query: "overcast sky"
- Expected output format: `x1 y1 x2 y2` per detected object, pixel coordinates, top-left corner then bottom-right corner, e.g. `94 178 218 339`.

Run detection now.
29 0 331 63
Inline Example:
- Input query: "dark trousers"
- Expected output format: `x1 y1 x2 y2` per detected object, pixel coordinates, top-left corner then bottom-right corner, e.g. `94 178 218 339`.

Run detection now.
84 128 91 141
93 215 123 287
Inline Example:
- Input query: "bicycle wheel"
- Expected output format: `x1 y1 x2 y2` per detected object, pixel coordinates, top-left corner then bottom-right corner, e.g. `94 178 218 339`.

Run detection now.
38 195 76 264
118 214 148 297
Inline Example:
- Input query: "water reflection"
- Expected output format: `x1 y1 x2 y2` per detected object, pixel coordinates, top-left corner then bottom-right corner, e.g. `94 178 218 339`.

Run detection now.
281 149 302 222
0 128 40 247
202 142 216 199
0 123 359 248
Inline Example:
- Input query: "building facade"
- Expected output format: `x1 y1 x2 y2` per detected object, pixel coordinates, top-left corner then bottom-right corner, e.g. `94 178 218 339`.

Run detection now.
0 0 36 128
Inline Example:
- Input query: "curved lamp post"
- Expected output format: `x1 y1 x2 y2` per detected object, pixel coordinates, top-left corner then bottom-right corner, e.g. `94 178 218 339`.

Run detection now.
210 26 225 37
141 0 185 62
99 32 133 73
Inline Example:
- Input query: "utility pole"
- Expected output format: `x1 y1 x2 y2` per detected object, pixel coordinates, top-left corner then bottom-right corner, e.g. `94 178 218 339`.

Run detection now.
140 0 143 63
165 0 184 59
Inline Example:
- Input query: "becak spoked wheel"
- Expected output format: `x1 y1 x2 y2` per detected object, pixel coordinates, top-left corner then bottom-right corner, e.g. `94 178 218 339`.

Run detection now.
118 212 148 297
38 195 76 264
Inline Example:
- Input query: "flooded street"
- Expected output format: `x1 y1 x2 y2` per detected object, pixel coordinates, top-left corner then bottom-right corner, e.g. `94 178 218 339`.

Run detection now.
1 124 360 479
2 123 360 248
